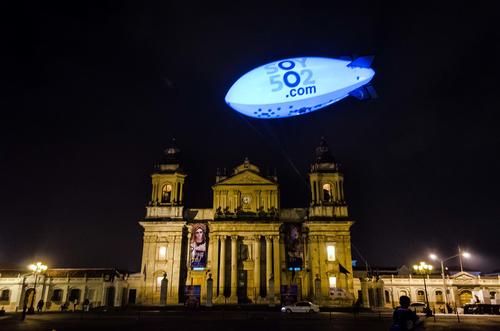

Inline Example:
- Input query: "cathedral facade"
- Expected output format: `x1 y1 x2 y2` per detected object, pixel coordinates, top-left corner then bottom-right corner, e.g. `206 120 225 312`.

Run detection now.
130 139 355 306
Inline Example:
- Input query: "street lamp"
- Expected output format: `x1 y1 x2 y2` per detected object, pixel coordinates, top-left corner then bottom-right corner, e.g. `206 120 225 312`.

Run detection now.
429 249 471 313
413 261 433 317
26 262 48 314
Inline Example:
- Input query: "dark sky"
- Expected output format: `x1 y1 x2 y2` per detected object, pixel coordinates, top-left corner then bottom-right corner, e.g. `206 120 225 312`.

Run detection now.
1 2 499 272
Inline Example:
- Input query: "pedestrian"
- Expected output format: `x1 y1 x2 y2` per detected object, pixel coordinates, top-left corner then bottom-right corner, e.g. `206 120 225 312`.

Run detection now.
83 298 90 312
37 299 44 312
352 297 361 317
390 296 422 331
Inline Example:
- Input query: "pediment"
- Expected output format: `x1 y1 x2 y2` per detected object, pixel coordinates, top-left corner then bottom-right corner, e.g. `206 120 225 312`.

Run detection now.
215 170 276 186
451 271 476 280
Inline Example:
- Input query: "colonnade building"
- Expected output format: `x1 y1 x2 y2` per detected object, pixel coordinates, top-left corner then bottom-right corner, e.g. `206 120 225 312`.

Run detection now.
132 138 355 306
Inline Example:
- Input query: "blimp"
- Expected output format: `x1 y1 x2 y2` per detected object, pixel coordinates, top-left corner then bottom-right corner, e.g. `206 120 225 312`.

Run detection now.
225 56 376 119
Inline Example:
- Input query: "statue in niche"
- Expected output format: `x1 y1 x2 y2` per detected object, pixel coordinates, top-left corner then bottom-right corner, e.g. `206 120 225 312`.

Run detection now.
257 206 266 218
268 206 277 219
223 206 233 216
235 206 243 216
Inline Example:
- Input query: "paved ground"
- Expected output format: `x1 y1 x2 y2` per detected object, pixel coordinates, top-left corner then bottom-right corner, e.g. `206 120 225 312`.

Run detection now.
1 311 499 330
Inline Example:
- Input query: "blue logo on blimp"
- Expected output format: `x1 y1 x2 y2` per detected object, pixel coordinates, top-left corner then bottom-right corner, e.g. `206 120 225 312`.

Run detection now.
225 56 376 119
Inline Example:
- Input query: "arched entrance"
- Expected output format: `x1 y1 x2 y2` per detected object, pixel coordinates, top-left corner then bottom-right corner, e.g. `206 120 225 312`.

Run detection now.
24 288 35 308
106 287 115 307
459 290 472 306
69 288 81 304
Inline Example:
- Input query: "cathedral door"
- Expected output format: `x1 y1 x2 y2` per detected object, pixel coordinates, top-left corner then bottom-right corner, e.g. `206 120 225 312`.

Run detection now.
237 270 248 303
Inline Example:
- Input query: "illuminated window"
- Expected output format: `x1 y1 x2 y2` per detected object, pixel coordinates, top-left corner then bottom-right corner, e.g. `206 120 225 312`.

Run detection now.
417 290 425 302
327 245 335 261
435 290 444 303
0 289 10 301
161 184 172 203
323 183 332 202
385 290 390 303
158 246 167 260
399 290 407 297
329 276 337 288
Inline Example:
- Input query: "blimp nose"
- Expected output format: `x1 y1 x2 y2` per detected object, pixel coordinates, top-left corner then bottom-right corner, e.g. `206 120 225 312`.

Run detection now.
357 68 375 82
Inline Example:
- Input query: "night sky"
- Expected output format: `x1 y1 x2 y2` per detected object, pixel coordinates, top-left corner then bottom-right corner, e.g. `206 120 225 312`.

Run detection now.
2 2 499 272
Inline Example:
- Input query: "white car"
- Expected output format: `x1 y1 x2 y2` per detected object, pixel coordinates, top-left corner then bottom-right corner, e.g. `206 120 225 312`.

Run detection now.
281 301 320 313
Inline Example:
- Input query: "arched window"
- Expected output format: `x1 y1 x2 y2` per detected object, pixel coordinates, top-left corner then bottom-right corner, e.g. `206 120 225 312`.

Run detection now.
0 289 10 301
435 290 444 303
490 291 496 300
161 184 172 203
399 290 408 298
69 288 81 303
459 290 472 306
385 290 391 303
156 272 167 292
51 289 63 303
323 183 332 202
417 290 425 302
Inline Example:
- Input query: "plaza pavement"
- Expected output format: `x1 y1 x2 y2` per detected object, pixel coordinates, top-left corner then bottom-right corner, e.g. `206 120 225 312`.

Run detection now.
1 310 499 330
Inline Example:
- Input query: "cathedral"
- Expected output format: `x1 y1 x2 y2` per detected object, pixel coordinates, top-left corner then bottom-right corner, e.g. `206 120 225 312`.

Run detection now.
0 139 357 311
130 138 355 306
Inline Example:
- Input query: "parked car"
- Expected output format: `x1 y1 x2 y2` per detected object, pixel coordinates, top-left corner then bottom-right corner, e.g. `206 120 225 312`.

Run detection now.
464 304 500 315
281 301 320 313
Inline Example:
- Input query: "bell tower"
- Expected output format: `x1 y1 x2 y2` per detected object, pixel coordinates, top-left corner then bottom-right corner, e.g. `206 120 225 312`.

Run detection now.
140 140 187 305
147 139 186 218
308 137 348 217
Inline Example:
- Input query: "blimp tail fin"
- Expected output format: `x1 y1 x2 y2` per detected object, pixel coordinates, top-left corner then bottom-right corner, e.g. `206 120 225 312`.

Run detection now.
349 85 378 100
365 85 378 98
347 55 374 68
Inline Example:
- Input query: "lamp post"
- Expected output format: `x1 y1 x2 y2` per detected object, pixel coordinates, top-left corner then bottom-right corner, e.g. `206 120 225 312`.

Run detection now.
26 262 48 314
429 249 471 313
413 261 433 317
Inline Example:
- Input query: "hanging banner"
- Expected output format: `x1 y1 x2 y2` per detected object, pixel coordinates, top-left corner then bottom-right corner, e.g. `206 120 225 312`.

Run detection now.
285 223 303 269
190 223 207 269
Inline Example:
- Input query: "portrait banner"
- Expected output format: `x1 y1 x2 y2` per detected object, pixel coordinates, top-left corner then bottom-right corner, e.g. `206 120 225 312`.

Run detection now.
285 223 303 269
190 223 207 269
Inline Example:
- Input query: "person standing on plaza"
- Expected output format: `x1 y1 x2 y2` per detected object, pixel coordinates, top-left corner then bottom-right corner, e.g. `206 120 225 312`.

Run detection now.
390 296 422 330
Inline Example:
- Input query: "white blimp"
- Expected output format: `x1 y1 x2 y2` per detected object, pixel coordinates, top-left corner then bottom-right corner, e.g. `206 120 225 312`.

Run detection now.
225 56 376 119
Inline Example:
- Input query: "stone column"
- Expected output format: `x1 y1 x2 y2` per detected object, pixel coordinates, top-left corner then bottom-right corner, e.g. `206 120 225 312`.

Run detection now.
310 181 315 204
230 235 238 303
361 278 370 308
279 234 286 286
179 183 184 204
218 236 226 300
265 236 273 298
210 235 219 297
253 235 261 301
273 236 281 299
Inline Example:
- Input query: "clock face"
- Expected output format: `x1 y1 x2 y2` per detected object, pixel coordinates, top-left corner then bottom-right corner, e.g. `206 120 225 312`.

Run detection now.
242 195 252 204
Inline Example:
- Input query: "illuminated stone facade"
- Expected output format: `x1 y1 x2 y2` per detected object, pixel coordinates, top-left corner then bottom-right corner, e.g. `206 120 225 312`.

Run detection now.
0 269 129 312
130 138 355 306
353 267 500 312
